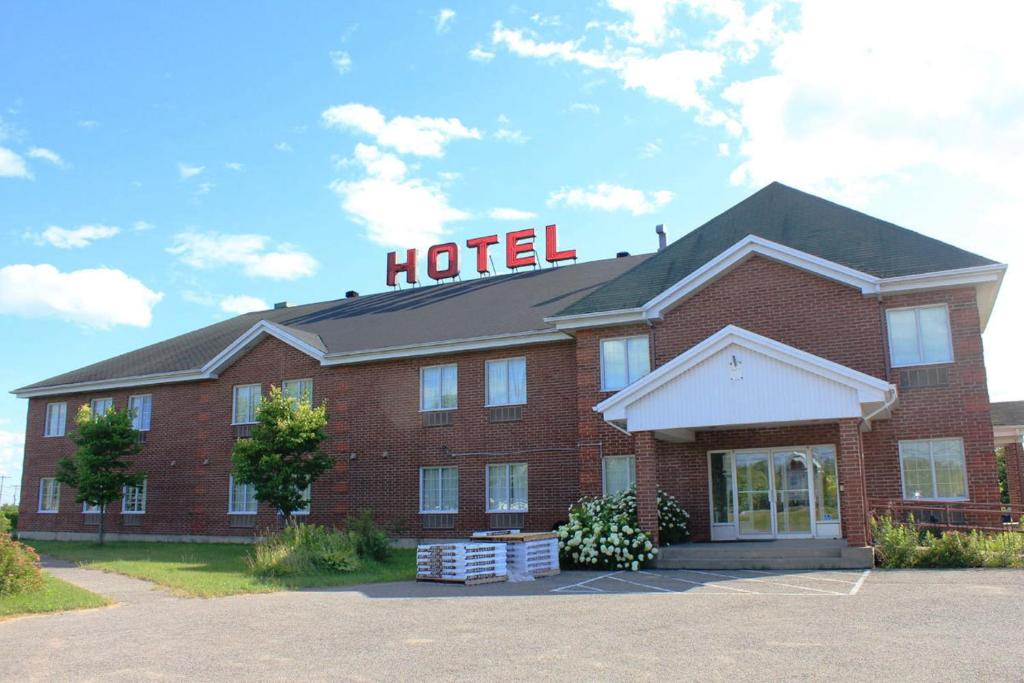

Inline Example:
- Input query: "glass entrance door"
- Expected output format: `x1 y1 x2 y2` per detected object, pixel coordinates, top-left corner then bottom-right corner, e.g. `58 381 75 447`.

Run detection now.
772 450 812 536
735 452 772 537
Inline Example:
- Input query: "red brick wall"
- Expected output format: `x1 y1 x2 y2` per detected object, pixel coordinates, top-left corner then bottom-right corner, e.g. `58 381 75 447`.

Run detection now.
1003 442 1023 509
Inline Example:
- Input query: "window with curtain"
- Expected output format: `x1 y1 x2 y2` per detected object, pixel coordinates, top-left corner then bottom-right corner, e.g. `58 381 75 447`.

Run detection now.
90 397 113 417
420 364 458 411
282 379 313 405
44 402 67 437
291 484 311 515
886 305 953 367
420 467 459 513
899 438 967 500
232 384 261 424
602 455 636 496
486 463 528 512
122 480 147 514
38 478 60 513
486 358 527 406
228 475 258 513
128 394 152 431
600 336 651 391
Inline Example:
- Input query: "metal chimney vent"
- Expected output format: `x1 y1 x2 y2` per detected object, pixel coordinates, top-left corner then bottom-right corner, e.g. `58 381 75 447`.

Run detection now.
656 224 667 251
273 301 289 309
345 290 360 299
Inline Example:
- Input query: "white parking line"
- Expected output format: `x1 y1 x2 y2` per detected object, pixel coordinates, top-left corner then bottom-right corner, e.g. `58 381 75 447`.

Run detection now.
740 569 860 585
850 570 871 595
682 569 849 595
637 571 755 593
606 575 677 592
551 571 618 593
550 568 872 596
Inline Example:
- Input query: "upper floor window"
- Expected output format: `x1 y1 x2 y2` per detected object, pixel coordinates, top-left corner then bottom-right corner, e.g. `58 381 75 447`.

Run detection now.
600 335 651 391
128 394 152 432
90 397 113 417
282 379 313 405
232 384 261 425
486 358 527 407
122 480 147 514
420 466 458 513
38 478 59 513
228 475 258 514
44 402 67 437
486 463 528 512
421 364 457 412
602 455 636 496
886 305 953 367
899 438 967 501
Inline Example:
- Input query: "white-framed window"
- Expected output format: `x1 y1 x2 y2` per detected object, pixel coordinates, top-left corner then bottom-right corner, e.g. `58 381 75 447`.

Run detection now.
602 455 636 496
232 384 261 425
291 485 311 516
899 438 968 501
420 466 459 513
44 402 67 437
486 463 528 512
228 475 258 514
128 394 152 432
282 378 313 405
600 335 651 391
90 397 113 417
886 304 953 367
38 478 59 513
122 480 147 514
83 501 101 513
420 364 458 412
486 357 527 407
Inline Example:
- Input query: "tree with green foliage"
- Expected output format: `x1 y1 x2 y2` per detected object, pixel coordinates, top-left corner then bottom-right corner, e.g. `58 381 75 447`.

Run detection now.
231 386 331 522
56 405 144 544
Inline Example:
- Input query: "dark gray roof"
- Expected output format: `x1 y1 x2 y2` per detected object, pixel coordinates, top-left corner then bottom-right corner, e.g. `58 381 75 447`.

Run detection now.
991 401 1024 426
558 182 998 316
16 254 650 392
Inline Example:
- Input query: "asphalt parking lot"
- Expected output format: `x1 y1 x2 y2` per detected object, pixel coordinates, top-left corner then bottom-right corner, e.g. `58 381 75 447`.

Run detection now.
2 566 1022 681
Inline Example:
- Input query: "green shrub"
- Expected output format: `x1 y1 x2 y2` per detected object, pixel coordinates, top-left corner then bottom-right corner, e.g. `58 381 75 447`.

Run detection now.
0 533 43 595
916 531 984 568
871 515 921 568
344 510 391 562
0 515 8 535
972 530 1024 568
657 490 690 545
871 516 1024 568
248 523 360 577
0 505 18 533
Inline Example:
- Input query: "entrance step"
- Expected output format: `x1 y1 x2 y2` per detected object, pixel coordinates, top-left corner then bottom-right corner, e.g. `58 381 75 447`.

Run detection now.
653 540 873 570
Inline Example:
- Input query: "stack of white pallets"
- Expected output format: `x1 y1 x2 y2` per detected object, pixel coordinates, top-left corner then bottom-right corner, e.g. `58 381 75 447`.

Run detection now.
415 542 508 585
471 531 561 579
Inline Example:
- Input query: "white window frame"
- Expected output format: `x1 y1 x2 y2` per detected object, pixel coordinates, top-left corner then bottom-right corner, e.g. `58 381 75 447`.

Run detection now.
228 475 258 514
90 397 113 417
83 501 101 513
38 478 59 513
128 394 153 432
485 357 527 407
122 479 147 514
419 466 459 514
282 378 314 404
600 335 651 392
485 463 529 513
291 484 311 516
885 304 954 368
44 402 67 437
602 455 637 496
232 384 262 425
419 364 458 412
898 437 969 502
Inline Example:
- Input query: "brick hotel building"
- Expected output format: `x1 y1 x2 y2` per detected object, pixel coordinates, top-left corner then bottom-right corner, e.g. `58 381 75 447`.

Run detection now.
13 183 1013 554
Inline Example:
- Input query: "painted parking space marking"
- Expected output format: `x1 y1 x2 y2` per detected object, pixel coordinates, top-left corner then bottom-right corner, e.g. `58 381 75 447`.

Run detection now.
637 571 755 593
681 569 849 595
550 569 871 596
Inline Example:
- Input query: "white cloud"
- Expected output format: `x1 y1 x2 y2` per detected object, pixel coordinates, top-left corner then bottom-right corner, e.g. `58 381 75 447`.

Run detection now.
225 162 243 171
605 0 682 45
220 295 269 315
489 208 537 221
178 163 204 179
548 183 673 215
196 182 214 195
330 49 352 74
330 143 469 248
168 232 319 280
435 8 456 33
321 103 481 157
531 13 561 27
27 147 66 168
639 141 662 158
0 264 163 328
78 120 98 129
26 224 120 249
468 45 496 62
0 430 25 498
275 142 293 152
569 102 600 113
133 220 155 232
0 147 30 178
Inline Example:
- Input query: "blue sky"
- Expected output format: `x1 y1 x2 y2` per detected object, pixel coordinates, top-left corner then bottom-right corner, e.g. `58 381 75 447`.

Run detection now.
1 1 1022 502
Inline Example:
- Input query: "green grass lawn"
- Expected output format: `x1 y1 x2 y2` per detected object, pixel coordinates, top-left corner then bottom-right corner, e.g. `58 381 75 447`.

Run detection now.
29 541 416 598
0 573 111 619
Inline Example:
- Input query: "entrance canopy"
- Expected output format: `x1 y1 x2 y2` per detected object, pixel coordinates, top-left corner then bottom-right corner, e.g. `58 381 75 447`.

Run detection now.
595 325 897 441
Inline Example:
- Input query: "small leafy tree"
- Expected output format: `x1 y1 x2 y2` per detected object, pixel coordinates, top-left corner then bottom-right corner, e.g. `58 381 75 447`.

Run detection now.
231 386 331 522
56 405 144 544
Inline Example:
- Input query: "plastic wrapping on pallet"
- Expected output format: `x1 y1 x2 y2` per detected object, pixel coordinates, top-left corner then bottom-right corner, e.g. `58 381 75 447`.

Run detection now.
470 532 561 581
415 542 508 584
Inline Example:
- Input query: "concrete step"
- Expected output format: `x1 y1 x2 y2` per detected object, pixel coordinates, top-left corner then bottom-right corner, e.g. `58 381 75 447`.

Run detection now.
660 544 846 560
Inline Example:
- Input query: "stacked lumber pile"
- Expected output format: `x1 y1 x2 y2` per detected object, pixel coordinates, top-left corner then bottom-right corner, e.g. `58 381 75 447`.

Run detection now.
415 542 508 585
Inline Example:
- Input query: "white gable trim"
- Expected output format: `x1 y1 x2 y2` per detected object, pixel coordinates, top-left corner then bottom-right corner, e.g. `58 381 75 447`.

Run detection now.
201 321 326 376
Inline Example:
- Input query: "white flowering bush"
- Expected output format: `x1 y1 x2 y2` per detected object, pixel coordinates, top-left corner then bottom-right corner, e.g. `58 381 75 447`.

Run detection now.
658 489 690 546
557 488 689 571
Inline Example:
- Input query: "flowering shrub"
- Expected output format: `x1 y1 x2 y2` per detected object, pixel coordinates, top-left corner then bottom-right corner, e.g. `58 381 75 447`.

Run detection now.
0 533 43 596
557 488 689 571
658 490 690 545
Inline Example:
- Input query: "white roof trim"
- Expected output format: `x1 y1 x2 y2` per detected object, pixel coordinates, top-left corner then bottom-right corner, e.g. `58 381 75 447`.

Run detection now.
201 320 326 376
321 330 569 365
594 324 896 422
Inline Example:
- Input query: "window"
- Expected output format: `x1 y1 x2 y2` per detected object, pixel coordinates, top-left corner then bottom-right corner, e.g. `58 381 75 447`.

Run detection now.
232 384 261 424
38 478 59 513
128 395 152 432
486 358 527 407
90 397 113 416
600 336 651 391
886 305 953 367
291 485 311 516
899 438 968 501
811 446 840 523
602 455 636 496
420 364 458 411
122 480 147 514
228 475 258 514
83 502 100 513
486 463 528 512
282 379 313 405
420 467 459 513
44 402 67 437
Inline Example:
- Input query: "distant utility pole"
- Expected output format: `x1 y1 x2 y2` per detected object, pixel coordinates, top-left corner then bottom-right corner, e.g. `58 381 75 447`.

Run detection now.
0 475 8 505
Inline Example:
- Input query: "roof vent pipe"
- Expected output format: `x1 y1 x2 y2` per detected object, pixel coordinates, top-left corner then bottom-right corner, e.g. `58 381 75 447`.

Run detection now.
345 290 360 299
616 251 630 258
656 224 667 251
273 301 289 309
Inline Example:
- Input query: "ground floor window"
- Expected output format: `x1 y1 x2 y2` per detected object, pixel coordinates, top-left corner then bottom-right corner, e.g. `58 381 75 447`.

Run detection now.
122 480 147 514
486 463 527 512
420 466 458 513
291 484 311 516
899 438 968 501
82 502 101 513
38 478 59 513
602 455 636 496
228 476 258 514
